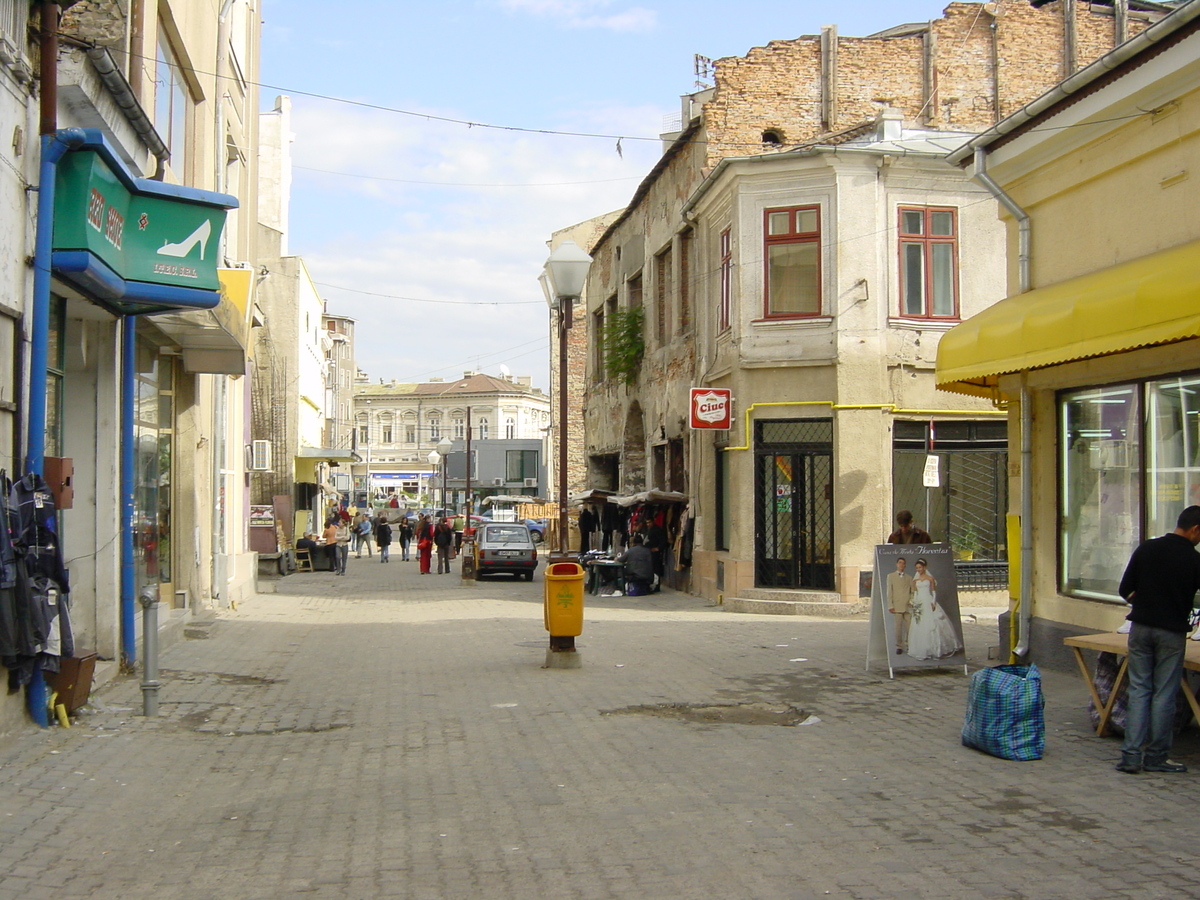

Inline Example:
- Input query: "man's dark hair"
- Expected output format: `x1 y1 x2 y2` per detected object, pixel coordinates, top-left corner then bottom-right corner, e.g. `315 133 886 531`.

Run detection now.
632 534 644 546
1177 506 1200 532
896 510 914 526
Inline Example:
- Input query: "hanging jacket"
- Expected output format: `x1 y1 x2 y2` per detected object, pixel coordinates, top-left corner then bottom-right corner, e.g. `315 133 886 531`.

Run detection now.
9 473 69 593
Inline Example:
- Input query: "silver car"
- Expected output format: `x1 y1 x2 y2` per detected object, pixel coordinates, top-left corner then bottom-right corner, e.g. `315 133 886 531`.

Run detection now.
475 522 538 580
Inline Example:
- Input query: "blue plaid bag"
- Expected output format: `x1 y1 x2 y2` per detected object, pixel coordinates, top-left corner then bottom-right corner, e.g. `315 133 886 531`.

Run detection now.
961 664 1045 761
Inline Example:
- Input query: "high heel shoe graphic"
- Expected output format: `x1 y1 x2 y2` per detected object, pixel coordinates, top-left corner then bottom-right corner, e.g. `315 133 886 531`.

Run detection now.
157 218 211 260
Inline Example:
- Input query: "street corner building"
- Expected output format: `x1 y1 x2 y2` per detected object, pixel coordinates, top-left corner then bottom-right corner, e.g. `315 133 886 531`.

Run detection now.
0 1 264 732
562 1 1167 610
937 0 1200 668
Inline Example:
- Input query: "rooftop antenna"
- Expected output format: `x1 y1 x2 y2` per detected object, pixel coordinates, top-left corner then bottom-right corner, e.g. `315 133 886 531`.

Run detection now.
695 54 714 90
499 364 512 379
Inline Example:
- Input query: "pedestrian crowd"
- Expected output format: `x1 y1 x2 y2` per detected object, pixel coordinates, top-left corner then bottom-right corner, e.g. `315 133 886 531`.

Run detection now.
303 511 452 575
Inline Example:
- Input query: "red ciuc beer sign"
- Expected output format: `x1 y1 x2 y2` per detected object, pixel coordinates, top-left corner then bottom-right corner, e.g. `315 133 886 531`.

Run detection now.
690 388 732 429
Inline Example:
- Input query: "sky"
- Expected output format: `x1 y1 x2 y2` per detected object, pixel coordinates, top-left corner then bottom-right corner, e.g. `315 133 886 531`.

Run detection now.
259 0 963 391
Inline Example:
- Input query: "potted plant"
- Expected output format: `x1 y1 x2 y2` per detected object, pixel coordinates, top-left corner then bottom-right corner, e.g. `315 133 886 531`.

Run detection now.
956 523 981 561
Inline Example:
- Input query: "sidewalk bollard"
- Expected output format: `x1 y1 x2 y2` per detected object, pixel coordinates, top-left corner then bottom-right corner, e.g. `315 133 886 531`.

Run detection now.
460 536 476 580
139 584 161 716
543 561 585 669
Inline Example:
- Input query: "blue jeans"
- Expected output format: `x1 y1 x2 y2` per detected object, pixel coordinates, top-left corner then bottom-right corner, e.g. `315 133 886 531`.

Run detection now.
334 543 349 574
1121 623 1187 765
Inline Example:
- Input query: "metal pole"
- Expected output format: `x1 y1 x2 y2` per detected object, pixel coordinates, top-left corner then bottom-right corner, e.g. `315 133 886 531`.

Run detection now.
558 299 572 555
120 316 137 666
139 584 161 715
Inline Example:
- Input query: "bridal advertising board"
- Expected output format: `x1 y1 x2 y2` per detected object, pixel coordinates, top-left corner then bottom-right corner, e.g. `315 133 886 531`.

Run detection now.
867 543 967 677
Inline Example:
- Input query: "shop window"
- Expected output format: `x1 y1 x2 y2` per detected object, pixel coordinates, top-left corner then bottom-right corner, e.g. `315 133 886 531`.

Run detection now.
506 449 538 481
627 272 643 308
45 296 65 458
155 30 191 176
655 244 672 345
593 308 605 381
718 228 732 333
1146 375 1200 538
899 206 958 318
715 447 730 551
763 206 820 317
1060 384 1141 599
679 229 692 334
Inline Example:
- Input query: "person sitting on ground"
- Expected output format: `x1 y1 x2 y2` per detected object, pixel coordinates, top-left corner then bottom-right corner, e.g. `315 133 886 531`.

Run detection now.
617 533 656 596
887 509 932 545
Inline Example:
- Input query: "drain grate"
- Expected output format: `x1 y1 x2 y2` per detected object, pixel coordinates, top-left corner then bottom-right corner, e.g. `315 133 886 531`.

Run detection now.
601 701 808 726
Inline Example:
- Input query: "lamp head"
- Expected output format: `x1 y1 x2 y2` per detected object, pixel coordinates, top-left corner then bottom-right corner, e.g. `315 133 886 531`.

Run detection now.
437 436 453 454
538 272 558 311
542 240 593 302
427 449 440 466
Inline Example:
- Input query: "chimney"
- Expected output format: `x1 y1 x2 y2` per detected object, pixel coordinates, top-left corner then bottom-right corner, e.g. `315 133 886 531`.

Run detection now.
877 107 903 142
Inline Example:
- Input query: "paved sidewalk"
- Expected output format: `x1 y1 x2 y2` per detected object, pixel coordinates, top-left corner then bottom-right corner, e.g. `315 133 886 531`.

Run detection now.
1 553 1198 899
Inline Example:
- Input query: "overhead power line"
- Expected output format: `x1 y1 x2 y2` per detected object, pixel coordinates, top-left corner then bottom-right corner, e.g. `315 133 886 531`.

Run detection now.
293 165 641 188
315 281 543 306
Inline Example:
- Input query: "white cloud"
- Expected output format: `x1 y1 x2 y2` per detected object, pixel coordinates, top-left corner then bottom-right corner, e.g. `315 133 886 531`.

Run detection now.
281 99 665 389
497 0 657 32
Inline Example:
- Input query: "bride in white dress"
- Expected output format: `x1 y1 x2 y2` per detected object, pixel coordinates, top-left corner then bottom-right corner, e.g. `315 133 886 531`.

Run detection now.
906 559 962 660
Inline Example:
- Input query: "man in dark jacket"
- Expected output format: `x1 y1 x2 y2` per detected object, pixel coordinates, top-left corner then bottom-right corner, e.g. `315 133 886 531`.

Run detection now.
434 519 454 574
617 534 656 595
1116 505 1200 774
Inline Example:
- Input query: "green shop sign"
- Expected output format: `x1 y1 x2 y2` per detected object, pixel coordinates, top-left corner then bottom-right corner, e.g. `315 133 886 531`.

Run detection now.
53 150 226 292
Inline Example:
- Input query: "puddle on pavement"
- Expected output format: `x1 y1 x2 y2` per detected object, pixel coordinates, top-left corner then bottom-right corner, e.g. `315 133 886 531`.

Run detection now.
602 700 809 726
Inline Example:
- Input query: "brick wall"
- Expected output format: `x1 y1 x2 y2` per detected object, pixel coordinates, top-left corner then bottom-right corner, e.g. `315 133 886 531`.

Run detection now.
702 1 1152 167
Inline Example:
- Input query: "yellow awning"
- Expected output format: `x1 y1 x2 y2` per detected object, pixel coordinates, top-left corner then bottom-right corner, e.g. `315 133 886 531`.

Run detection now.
937 238 1200 398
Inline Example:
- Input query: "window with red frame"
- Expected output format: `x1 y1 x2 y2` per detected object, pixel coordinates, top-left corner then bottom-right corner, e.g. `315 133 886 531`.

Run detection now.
718 228 732 332
764 206 820 317
899 207 958 318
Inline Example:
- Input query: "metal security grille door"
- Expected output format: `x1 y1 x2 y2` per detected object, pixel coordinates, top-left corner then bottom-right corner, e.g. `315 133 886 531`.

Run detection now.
755 420 834 589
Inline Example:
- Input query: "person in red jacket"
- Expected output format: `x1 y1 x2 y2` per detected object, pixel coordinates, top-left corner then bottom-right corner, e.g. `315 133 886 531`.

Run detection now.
415 515 434 575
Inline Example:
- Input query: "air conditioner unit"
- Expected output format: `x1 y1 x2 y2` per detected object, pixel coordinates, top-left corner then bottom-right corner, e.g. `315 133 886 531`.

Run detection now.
524 478 537 488
250 440 272 471
492 477 504 486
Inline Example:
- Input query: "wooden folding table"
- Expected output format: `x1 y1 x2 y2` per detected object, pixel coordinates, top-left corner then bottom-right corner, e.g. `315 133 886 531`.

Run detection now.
1063 631 1200 736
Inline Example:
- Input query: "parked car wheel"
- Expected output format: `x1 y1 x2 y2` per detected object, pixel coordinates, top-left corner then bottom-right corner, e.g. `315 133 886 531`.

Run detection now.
523 571 534 581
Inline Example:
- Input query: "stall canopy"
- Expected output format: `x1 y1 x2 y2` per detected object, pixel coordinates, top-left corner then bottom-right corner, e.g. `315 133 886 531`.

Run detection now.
612 490 689 508
937 238 1200 399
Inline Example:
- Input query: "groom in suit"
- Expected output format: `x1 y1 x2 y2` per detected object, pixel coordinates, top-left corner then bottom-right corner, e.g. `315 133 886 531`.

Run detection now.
887 557 915 655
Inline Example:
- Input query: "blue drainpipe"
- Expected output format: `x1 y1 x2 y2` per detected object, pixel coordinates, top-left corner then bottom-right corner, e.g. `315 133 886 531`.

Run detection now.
28 129 86 476
120 315 137 665
26 128 87 727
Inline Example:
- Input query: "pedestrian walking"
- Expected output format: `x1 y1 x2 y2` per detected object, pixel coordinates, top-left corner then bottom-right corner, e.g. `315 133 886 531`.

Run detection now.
416 515 434 574
1115 505 1200 774
375 515 393 563
321 519 338 571
354 513 374 557
398 518 414 562
334 518 352 575
434 518 454 574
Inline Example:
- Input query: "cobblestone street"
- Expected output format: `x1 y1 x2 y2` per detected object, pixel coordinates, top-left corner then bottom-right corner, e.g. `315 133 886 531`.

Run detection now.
1 555 1198 899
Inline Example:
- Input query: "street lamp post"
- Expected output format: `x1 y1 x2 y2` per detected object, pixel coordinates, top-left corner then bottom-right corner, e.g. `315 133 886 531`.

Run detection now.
438 435 453 514
540 240 593 557
426 448 440 511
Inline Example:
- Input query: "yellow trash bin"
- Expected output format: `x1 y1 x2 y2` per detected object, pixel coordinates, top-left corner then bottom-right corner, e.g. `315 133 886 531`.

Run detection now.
544 561 585 637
